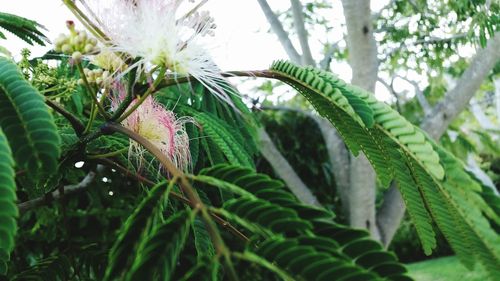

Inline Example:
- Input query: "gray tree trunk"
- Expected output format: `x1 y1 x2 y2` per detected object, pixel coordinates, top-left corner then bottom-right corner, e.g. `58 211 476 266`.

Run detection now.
258 127 322 207
341 0 380 239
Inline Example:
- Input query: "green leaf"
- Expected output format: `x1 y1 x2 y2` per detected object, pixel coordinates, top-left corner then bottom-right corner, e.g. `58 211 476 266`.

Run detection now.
266 61 499 276
103 181 172 281
198 164 412 280
0 12 48 46
125 210 193 281
192 216 215 260
0 57 60 179
0 128 16 275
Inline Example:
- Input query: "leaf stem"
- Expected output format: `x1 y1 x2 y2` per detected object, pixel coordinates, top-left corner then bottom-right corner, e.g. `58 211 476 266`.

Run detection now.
62 0 109 42
87 147 128 159
110 60 139 120
76 62 111 121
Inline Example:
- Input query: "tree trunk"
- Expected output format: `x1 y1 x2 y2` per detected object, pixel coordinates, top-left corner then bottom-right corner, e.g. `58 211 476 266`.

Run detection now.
258 127 322 207
315 118 351 216
341 0 380 238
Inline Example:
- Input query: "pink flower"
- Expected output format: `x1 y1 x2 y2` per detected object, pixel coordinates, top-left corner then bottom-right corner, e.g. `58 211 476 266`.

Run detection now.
113 91 194 171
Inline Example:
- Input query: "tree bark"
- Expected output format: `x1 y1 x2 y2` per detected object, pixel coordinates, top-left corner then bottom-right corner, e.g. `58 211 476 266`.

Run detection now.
421 32 500 139
315 118 351 216
258 127 322 207
341 0 380 239
256 0 302 64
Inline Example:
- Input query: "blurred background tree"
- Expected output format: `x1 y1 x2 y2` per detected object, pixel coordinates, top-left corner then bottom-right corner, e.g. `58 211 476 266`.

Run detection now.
253 0 499 252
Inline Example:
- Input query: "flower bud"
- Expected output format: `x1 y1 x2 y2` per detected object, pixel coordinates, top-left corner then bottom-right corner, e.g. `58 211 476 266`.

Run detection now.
88 38 97 45
61 44 72 54
72 51 82 61
84 44 94 53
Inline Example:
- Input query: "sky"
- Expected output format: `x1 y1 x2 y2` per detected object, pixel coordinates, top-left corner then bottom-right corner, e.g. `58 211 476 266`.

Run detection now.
0 0 291 70
0 0 396 102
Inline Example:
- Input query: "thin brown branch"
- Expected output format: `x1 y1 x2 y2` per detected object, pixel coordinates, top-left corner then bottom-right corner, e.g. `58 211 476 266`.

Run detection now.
46 99 85 136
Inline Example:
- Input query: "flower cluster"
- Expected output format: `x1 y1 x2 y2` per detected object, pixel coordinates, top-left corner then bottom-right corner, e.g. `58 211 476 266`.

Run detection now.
79 68 111 87
54 21 99 61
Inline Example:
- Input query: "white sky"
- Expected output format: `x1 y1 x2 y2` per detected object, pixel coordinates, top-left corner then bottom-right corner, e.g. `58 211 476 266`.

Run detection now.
0 0 398 102
0 0 292 70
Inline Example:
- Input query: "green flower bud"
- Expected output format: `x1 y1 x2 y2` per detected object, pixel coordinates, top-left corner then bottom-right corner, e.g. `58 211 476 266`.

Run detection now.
61 44 72 54
72 51 82 61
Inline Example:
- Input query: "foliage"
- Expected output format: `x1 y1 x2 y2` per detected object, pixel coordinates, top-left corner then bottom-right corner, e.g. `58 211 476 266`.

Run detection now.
0 3 498 281
0 12 48 47
268 60 499 277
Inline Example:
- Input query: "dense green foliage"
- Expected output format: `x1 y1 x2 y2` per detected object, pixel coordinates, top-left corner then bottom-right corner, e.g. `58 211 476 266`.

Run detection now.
0 2 498 281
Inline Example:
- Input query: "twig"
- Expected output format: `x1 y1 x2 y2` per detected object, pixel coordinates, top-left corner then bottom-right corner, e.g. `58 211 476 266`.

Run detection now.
18 171 96 214
377 77 402 113
45 99 85 136
394 74 431 116
116 68 167 122
76 62 110 121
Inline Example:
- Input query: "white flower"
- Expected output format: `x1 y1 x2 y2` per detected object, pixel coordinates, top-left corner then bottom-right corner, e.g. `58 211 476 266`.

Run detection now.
81 0 231 103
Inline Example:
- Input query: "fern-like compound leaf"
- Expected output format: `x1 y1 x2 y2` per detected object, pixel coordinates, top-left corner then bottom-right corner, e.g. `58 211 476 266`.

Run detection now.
0 12 49 46
125 210 192 281
0 57 60 180
0 129 16 275
267 60 500 277
103 181 171 281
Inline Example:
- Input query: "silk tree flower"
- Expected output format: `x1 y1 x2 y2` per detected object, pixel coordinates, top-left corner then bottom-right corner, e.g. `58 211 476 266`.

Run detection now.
80 0 232 104
112 90 194 171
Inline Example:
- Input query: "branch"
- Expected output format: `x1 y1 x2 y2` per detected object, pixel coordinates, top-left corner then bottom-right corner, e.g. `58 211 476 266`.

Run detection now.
314 118 351 216
377 77 402 113
341 0 378 91
383 33 467 59
495 78 500 123
394 74 431 116
470 98 496 130
95 158 250 242
256 0 302 64
376 183 406 246
421 31 500 139
319 40 341 70
18 171 97 214
45 99 85 136
290 0 314 66
258 127 321 207
372 0 397 19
